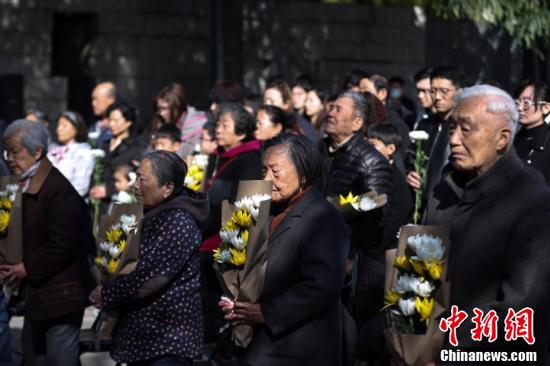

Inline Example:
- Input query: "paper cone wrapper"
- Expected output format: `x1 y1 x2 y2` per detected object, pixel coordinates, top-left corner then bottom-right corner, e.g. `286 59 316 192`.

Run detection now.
383 224 450 366
213 180 272 348
0 176 23 265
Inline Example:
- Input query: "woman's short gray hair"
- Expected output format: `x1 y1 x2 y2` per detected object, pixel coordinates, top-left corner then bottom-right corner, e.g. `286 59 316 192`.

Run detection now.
455 85 519 136
4 119 50 157
142 150 187 196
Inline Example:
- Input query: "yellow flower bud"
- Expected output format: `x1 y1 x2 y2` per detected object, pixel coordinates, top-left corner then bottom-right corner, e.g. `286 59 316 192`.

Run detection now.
415 296 434 322
229 248 246 266
409 258 426 276
395 255 411 271
232 209 252 227
424 260 443 280
339 192 359 205
382 289 402 310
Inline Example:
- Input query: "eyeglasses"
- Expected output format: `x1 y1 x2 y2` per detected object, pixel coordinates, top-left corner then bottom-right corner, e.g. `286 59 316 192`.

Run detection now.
514 99 548 110
429 88 455 97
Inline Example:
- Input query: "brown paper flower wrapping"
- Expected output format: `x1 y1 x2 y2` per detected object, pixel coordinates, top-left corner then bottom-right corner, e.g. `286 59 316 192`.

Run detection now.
383 225 450 366
0 176 22 265
92 203 143 342
213 180 272 348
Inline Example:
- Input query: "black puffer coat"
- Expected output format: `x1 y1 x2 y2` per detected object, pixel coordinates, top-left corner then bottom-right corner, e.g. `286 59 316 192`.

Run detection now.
320 132 392 197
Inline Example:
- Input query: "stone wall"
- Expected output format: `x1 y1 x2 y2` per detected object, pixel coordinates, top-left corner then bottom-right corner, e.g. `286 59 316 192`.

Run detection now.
240 1 426 95
0 0 212 124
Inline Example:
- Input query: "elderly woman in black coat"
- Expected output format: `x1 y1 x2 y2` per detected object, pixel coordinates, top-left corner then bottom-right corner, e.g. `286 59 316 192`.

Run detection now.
90 151 208 366
219 135 349 366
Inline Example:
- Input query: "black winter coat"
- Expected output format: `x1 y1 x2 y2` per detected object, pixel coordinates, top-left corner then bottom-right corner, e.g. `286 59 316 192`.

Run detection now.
514 123 550 184
424 149 550 359
245 189 349 366
320 133 392 253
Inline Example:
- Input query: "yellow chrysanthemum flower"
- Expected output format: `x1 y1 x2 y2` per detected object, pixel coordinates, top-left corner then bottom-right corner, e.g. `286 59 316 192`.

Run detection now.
232 209 252 227
424 260 444 280
224 219 238 231
382 289 402 310
0 197 11 211
0 211 10 235
119 240 127 253
415 296 434 322
187 182 201 191
107 258 120 274
106 228 124 243
409 258 425 275
94 256 103 266
213 248 222 262
339 192 358 205
395 255 411 271
229 248 246 266
240 229 249 244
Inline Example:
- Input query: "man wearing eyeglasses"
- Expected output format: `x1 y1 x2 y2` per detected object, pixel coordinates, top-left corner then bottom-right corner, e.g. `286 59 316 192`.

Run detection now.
406 65 465 204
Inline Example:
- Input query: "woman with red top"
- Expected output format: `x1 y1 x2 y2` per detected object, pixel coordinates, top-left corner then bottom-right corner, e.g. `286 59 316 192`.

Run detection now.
200 102 262 343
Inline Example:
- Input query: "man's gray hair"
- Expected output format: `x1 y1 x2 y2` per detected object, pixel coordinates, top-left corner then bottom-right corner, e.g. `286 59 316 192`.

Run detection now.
4 119 50 157
455 84 519 137
338 91 369 123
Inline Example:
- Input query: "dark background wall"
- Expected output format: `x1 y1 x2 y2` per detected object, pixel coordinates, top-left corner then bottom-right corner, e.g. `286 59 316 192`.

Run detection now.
0 0 544 127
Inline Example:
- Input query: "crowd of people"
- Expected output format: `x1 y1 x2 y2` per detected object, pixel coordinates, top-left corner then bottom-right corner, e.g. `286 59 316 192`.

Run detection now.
0 64 549 366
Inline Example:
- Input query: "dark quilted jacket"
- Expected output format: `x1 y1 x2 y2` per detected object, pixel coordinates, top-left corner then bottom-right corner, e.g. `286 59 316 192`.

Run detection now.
320 132 393 254
320 133 392 197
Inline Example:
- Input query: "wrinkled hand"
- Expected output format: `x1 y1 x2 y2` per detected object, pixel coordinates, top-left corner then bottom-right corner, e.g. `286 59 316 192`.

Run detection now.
90 185 107 199
0 262 27 284
406 171 422 191
89 285 103 308
226 302 264 326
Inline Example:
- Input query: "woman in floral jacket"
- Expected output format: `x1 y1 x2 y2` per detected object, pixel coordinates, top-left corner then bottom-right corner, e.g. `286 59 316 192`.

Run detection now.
90 151 208 366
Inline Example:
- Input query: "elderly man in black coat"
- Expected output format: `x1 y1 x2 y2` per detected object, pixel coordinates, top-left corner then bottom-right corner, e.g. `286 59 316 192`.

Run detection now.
424 85 550 362
319 91 392 362
0 120 95 366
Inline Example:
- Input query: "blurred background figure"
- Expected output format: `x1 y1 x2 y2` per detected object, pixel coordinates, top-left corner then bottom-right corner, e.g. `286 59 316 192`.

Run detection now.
153 83 207 158
304 86 328 134
291 75 313 117
47 110 94 197
412 67 434 130
90 81 116 146
513 79 550 183
255 105 288 142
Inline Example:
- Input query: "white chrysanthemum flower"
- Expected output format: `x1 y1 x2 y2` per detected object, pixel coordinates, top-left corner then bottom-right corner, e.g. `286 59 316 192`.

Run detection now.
100 242 112 253
398 298 417 316
231 236 246 250
220 229 239 243
409 130 429 141
193 154 209 169
114 191 135 204
394 274 420 294
354 196 377 211
250 206 260 221
99 257 109 269
413 280 434 297
184 175 199 186
88 131 100 141
407 234 445 261
6 184 18 194
120 214 137 234
235 197 254 212
216 249 232 264
90 149 106 159
109 246 121 259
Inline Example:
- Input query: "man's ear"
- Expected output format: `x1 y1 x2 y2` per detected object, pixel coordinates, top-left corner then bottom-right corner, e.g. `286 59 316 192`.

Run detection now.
33 148 43 161
351 118 364 133
496 127 513 152
387 143 397 156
